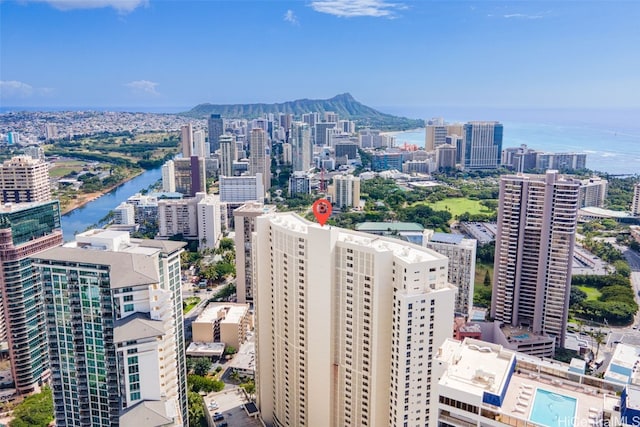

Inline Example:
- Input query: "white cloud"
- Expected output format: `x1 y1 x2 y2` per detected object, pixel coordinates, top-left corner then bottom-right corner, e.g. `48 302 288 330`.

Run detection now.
0 80 34 98
284 9 298 25
22 0 148 13
125 80 160 96
503 13 544 19
310 0 406 18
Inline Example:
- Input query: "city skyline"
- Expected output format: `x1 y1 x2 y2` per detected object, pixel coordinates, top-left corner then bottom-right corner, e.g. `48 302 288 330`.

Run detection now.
1 1 639 111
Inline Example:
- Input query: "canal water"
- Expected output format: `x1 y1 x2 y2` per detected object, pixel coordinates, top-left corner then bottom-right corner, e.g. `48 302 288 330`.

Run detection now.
60 168 162 241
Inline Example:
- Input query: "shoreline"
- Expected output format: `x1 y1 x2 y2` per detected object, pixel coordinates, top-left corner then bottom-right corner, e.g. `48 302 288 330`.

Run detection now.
60 170 145 216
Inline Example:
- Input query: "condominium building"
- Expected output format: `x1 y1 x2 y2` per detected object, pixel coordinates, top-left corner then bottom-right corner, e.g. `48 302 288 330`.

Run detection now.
191 303 253 350
161 160 176 192
329 174 361 208
578 176 608 208
250 128 270 191
491 171 579 348
113 201 136 226
208 114 224 153
181 124 193 158
254 213 456 427
0 201 63 394
288 171 311 196
219 134 236 177
173 156 206 197
433 337 626 427
157 193 222 250
33 230 187 427
423 230 477 318
219 175 264 204
0 155 51 203
536 152 586 171
425 123 464 152
233 202 276 304
632 183 640 215
290 122 312 172
463 122 503 170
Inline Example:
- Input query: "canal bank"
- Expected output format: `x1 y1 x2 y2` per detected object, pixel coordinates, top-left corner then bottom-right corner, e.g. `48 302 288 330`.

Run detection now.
60 167 162 241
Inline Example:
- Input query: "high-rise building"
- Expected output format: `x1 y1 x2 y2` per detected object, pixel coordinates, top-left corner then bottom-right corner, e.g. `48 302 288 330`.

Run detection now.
0 155 51 203
290 122 312 172
436 144 457 171
193 129 208 158
631 183 640 215
314 122 336 146
281 142 292 165
578 176 608 208
208 114 224 153
425 123 464 152
219 175 264 204
233 202 276 304
250 128 270 191
181 124 193 158
462 121 503 170
173 157 206 197
33 230 187 426
219 134 236 178
254 213 456 427
161 160 176 192
0 201 63 394
288 171 311 196
329 174 361 208
536 152 587 171
423 231 477 318
491 171 579 348
113 202 136 226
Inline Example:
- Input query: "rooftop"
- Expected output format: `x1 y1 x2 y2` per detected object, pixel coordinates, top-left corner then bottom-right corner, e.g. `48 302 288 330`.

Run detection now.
429 232 465 245
119 399 180 427
114 313 166 343
355 221 424 232
195 303 249 325
186 342 225 358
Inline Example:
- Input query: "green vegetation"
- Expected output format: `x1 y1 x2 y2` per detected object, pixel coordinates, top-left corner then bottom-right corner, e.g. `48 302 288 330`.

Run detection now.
183 296 201 314
605 176 638 211
9 386 54 427
210 283 236 302
188 357 212 376
188 391 207 427
571 274 638 325
473 263 493 308
419 197 496 220
187 374 225 393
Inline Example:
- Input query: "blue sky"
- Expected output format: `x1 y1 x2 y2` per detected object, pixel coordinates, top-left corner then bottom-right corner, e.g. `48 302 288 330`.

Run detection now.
1 0 639 113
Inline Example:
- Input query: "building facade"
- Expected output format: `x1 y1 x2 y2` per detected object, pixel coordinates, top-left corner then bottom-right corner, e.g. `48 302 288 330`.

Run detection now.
233 202 276 304
632 183 640 215
290 122 312 172
219 134 236 178
254 213 456 427
491 171 579 348
423 231 477 318
330 174 361 208
33 230 187 427
0 201 63 394
0 155 51 203
463 122 503 170
172 157 206 197
250 128 270 191
578 176 608 208
208 114 224 154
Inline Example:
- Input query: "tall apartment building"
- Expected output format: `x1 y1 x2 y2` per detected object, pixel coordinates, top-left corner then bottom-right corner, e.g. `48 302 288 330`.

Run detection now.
536 152 586 171
0 201 63 394
233 202 276 304
491 171 579 348
578 176 608 208
250 128 270 191
254 213 456 427
463 122 503 170
157 192 222 250
208 114 224 153
425 123 464 152
113 201 136 225
314 122 336 146
423 230 477 318
329 174 361 208
219 134 236 177
219 175 264 204
632 183 640 215
0 155 51 203
33 230 187 427
173 156 206 197
161 160 176 192
290 122 312 172
180 124 193 158
193 129 208 158
288 171 311 196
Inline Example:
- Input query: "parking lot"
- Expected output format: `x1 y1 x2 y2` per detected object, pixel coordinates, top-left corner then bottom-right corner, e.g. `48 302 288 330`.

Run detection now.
203 387 262 427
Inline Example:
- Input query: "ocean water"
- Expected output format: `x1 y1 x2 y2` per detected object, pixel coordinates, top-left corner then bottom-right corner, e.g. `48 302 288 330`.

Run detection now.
387 119 640 176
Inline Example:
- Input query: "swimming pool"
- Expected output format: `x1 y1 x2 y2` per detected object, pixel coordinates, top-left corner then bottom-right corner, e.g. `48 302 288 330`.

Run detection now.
529 388 577 427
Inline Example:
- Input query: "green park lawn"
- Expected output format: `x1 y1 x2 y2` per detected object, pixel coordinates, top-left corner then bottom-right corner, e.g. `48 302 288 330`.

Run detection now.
416 197 495 218
576 285 601 301
183 296 201 314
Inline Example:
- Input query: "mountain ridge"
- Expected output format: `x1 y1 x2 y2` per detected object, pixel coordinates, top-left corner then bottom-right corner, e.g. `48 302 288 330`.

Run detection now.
181 93 424 130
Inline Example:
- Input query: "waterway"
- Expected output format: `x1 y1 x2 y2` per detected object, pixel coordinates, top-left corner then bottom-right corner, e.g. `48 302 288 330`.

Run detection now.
60 168 162 241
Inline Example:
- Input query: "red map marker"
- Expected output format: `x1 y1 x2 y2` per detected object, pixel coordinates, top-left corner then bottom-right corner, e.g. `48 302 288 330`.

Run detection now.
312 199 332 226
